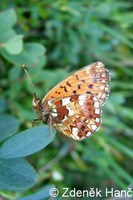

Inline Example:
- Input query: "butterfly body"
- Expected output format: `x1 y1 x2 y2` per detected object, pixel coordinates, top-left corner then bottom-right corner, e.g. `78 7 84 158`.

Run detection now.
32 62 110 141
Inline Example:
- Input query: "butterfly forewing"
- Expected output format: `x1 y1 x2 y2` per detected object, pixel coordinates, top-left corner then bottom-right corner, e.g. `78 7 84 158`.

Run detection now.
42 62 110 103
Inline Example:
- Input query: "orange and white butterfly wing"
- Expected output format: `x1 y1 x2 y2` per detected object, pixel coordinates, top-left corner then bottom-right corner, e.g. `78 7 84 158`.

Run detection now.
43 62 110 104
42 62 110 141
47 94 102 140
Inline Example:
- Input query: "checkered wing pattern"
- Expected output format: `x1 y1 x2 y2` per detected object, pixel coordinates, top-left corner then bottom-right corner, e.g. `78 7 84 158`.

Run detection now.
42 62 110 141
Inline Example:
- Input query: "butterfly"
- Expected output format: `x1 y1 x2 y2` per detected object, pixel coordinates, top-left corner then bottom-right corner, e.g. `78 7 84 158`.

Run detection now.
32 61 110 141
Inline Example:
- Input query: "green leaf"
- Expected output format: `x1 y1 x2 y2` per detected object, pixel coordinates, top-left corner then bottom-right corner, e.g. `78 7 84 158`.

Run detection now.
17 185 55 200
1 43 46 67
0 115 20 142
0 28 16 43
5 35 23 55
0 98 8 113
9 65 22 81
0 9 17 31
105 135 133 159
0 126 56 158
101 24 133 48
25 43 46 56
0 158 38 191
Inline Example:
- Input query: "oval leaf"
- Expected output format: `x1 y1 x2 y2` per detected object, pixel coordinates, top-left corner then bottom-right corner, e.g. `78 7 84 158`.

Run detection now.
25 42 46 56
1 44 45 67
0 9 17 31
5 35 23 54
0 158 38 191
0 97 8 113
17 185 55 200
0 115 20 142
0 126 56 158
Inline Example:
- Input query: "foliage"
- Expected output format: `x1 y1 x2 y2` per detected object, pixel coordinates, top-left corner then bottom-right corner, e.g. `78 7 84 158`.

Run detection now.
0 0 133 199
0 104 55 192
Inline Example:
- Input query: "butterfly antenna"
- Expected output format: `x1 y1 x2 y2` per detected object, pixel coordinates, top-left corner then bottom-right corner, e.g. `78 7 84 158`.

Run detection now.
22 64 37 95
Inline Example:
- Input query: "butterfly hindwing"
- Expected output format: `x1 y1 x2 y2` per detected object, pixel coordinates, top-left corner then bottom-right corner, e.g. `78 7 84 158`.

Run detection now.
46 94 101 141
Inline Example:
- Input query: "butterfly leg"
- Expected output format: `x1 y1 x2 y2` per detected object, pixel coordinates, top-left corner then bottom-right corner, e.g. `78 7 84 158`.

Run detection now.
32 118 40 127
32 105 41 126
49 115 53 137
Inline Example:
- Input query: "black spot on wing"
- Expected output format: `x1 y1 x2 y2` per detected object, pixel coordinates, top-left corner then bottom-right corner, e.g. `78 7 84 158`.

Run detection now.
73 90 77 95
88 84 93 89
82 80 85 83
78 84 81 89
66 81 72 87
76 75 79 80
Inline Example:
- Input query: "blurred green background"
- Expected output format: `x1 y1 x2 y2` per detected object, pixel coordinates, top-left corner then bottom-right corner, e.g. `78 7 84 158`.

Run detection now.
0 0 133 199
